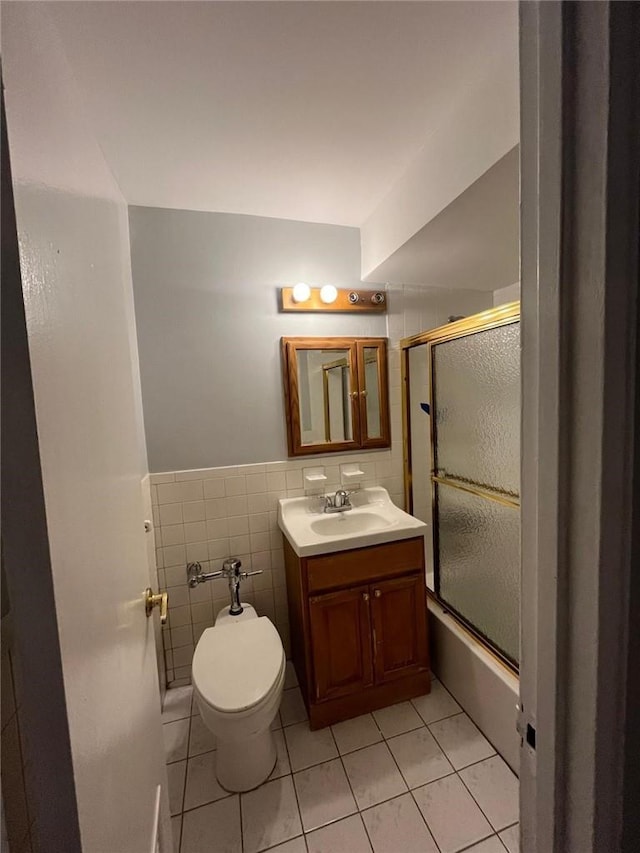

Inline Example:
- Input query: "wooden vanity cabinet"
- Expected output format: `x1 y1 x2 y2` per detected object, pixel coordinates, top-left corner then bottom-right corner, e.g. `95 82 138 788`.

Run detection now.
284 536 430 729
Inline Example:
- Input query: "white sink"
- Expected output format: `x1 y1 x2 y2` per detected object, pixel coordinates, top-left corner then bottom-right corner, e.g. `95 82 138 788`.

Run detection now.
278 486 427 557
310 511 393 536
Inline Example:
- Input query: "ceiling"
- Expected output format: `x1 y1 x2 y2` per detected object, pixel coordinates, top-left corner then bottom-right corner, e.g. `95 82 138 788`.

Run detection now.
47 1 518 227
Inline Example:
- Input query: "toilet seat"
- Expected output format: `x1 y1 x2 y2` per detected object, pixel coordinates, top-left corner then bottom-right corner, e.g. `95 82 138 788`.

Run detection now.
192 617 284 714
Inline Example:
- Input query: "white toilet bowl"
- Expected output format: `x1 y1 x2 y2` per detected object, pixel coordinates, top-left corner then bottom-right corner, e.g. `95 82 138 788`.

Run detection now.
192 604 285 792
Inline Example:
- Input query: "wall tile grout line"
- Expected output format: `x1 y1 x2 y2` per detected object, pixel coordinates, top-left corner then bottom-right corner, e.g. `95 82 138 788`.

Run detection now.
334 718 380 853
278 709 310 853
418 713 504 845
372 712 444 853
455 759 515 838
426 684 515 776
179 792 232 819
425 716 498 772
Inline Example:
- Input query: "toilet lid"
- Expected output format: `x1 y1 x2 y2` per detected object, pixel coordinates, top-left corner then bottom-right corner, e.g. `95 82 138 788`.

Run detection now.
192 617 284 713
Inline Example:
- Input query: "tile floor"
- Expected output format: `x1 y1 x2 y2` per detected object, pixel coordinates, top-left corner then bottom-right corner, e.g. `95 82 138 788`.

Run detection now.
162 666 519 853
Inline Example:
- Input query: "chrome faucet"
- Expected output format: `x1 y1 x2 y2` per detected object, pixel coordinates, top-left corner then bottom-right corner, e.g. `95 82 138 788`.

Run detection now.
187 558 262 616
323 489 353 514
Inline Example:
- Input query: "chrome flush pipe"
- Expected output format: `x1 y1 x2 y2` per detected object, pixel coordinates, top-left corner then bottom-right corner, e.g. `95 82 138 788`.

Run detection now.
186 558 262 615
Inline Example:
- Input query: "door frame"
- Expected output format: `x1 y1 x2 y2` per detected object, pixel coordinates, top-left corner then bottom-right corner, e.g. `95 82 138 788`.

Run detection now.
519 3 640 850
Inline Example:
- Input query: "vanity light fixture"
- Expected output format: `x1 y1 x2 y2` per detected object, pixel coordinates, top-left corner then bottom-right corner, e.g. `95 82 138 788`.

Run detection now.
319 284 338 304
280 286 387 313
292 282 311 303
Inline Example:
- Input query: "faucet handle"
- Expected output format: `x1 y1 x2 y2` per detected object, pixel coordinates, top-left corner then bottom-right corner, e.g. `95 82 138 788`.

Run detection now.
334 488 351 508
242 570 263 578
187 561 224 588
187 561 203 586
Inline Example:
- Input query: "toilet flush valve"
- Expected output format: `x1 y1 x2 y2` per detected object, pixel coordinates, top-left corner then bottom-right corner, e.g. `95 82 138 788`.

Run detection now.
221 558 263 616
186 558 262 616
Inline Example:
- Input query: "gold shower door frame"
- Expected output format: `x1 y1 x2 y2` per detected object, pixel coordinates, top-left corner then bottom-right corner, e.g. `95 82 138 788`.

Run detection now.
401 301 521 672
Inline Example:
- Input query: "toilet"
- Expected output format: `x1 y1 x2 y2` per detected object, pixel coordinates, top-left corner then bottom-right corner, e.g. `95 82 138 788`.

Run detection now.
192 603 286 792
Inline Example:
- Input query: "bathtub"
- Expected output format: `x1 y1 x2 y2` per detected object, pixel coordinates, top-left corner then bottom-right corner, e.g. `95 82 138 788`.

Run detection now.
428 597 520 774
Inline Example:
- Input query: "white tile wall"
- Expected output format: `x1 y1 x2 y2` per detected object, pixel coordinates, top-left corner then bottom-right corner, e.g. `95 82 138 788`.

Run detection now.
151 450 403 686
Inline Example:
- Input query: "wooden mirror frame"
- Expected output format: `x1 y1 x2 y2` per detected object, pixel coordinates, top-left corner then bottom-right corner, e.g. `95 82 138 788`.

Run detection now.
281 337 390 457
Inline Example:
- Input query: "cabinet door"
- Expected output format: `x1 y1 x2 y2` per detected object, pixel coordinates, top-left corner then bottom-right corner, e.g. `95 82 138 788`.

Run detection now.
309 585 373 702
356 339 390 448
370 573 429 684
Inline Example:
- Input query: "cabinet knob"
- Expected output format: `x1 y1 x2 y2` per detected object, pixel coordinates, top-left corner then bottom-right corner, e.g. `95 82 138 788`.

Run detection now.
362 592 370 602
374 589 381 598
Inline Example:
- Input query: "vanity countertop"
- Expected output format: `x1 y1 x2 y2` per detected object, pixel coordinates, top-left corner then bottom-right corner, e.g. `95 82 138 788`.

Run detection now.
278 486 427 557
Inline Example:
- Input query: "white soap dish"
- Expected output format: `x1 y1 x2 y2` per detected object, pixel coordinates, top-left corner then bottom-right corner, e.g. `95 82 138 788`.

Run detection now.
341 468 364 480
303 467 328 487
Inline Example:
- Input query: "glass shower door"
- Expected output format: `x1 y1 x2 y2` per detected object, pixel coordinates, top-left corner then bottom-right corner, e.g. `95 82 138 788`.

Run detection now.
432 320 520 666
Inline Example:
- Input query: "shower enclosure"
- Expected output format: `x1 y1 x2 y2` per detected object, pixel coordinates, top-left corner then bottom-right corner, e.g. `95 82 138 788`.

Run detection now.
402 302 520 671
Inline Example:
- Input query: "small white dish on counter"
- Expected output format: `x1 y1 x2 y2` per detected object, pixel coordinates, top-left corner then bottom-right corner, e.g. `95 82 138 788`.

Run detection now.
278 486 427 557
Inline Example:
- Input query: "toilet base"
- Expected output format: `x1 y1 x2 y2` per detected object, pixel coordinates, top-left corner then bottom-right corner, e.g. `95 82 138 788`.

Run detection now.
215 727 277 792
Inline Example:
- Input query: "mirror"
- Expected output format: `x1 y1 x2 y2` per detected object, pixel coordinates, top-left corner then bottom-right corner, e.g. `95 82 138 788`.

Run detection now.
321 354 353 443
297 349 353 444
363 347 381 439
281 337 390 456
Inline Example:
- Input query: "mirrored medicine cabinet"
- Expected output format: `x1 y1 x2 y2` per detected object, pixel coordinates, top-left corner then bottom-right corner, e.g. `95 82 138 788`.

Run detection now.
281 337 390 456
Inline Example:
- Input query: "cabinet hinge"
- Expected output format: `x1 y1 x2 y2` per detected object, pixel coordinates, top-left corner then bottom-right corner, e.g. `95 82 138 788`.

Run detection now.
516 703 536 750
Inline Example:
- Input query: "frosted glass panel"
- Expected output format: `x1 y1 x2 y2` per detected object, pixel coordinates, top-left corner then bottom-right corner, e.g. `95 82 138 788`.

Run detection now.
433 322 520 495
437 483 519 663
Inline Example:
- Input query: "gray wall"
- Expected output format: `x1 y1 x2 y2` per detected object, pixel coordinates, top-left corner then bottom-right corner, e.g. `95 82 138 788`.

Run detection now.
129 206 386 471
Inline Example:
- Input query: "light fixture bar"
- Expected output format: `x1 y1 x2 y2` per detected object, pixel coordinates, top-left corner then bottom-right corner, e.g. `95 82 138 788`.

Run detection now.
280 287 387 313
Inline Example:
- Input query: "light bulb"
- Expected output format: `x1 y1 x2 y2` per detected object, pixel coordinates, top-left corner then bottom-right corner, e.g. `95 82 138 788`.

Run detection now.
292 282 311 303
320 284 338 304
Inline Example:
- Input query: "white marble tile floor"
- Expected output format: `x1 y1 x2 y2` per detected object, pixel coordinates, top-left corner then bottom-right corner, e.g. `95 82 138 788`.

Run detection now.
162 677 519 852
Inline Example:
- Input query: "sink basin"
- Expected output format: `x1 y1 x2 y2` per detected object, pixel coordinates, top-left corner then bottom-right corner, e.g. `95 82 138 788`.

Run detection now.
278 486 427 557
310 511 393 536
